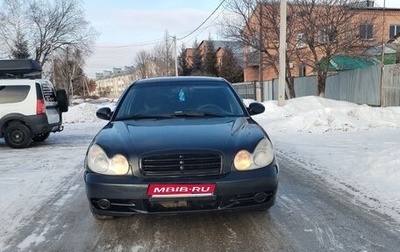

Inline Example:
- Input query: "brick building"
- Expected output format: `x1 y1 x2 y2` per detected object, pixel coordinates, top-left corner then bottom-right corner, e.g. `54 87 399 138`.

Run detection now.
243 2 400 82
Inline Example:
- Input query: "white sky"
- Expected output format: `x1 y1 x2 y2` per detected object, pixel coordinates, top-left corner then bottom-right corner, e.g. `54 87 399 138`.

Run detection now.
375 0 400 8
0 96 399 248
83 0 223 78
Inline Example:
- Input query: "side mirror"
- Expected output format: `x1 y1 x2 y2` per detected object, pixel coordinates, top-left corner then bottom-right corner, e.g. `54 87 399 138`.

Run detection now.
247 102 265 116
96 107 112 120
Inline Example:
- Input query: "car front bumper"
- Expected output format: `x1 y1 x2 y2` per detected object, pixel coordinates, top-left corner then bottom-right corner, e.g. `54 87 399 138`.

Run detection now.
84 164 279 216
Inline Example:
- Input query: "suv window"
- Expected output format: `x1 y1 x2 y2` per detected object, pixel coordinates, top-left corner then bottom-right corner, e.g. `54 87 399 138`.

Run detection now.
38 83 57 102
0 85 31 104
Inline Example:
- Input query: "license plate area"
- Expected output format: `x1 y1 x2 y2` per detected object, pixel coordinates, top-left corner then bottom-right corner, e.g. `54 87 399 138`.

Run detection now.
147 183 216 199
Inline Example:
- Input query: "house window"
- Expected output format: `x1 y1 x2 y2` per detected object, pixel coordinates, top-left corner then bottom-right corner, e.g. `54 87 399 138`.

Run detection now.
389 25 400 38
319 26 337 44
359 24 374 39
296 33 307 49
298 64 306 77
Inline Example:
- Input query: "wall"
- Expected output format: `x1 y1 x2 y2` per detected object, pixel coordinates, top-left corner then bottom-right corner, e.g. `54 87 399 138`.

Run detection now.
237 63 400 107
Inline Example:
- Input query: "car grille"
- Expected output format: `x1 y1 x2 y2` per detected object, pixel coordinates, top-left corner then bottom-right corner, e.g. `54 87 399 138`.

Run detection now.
141 153 222 177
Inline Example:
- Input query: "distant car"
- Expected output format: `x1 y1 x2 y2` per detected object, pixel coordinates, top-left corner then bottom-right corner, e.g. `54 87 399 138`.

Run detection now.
0 59 68 148
84 76 279 219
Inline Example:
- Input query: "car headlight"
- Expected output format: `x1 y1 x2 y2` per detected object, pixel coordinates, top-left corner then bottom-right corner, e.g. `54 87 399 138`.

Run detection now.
87 144 130 175
234 138 274 171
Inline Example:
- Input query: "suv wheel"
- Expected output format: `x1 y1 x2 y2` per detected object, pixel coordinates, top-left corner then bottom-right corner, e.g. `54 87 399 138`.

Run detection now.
4 122 32 148
33 132 50 142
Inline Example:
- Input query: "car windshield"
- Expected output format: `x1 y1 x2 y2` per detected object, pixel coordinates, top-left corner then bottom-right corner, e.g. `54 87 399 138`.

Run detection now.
114 80 246 120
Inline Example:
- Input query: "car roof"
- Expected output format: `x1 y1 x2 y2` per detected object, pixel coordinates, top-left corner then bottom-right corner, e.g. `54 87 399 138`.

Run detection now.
133 76 228 85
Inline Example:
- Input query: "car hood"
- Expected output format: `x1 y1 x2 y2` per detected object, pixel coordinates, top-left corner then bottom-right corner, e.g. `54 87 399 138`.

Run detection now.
92 117 267 157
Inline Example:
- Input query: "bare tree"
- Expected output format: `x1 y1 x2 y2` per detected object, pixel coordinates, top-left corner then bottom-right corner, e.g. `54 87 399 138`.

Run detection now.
220 0 297 98
152 31 175 76
54 47 85 98
292 0 378 97
0 0 29 56
135 50 153 79
0 0 97 67
221 0 378 98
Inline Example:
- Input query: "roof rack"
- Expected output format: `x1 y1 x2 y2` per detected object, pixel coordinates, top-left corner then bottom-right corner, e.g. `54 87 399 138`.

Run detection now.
0 59 42 79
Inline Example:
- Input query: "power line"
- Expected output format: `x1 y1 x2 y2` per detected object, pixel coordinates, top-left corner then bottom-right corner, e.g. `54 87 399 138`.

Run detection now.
93 1 227 50
178 0 227 40
181 4 227 44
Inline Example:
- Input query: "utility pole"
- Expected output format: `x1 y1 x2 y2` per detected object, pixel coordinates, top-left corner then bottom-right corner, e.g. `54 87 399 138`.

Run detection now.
258 3 264 102
173 36 178 76
278 0 287 106
380 0 386 107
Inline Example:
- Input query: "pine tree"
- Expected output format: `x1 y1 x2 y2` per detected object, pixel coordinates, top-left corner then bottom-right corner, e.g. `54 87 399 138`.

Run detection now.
191 40 203 75
11 32 30 59
178 44 192 76
203 40 218 76
219 47 243 83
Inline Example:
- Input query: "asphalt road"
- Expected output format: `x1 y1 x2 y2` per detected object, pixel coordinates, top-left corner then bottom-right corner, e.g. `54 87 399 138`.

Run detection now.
3 153 400 252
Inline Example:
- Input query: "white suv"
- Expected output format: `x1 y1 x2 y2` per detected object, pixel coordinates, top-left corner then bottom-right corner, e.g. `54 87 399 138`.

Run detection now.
0 59 68 148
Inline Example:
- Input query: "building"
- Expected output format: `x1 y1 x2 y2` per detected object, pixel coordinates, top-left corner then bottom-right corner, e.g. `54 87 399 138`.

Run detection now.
95 66 138 98
243 1 400 82
185 40 243 68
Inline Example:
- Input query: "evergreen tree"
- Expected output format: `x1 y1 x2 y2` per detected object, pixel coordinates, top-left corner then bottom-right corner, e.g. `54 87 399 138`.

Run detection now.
191 40 203 75
11 32 30 59
203 40 218 76
219 47 244 83
178 44 192 76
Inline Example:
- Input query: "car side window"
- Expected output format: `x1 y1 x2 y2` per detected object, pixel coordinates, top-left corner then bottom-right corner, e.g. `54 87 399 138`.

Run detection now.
40 83 57 102
0 85 31 104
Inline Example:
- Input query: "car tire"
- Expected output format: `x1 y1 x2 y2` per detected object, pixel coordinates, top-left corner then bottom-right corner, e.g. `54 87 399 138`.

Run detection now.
32 132 50 142
91 213 114 220
4 122 32 148
56 89 69 113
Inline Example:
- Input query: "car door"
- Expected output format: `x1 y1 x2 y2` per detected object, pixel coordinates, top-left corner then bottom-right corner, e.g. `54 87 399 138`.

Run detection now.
37 81 61 124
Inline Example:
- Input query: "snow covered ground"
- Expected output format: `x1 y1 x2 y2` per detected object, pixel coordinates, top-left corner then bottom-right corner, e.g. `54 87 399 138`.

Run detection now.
0 96 399 248
252 96 400 220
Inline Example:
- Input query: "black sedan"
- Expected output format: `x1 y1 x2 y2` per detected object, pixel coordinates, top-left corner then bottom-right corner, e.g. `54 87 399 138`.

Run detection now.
84 76 279 219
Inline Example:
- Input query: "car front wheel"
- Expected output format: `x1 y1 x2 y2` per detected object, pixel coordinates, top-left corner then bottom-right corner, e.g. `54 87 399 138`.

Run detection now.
4 122 32 148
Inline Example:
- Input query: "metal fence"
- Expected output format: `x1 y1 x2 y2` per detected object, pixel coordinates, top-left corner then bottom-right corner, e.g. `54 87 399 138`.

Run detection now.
233 63 400 107
232 82 256 100
382 64 400 107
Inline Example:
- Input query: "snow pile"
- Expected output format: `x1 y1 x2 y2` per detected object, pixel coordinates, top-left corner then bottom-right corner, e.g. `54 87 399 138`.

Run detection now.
63 101 115 124
254 96 400 133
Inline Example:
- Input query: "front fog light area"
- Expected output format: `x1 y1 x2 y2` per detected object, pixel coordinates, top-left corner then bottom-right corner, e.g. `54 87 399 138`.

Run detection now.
87 144 130 175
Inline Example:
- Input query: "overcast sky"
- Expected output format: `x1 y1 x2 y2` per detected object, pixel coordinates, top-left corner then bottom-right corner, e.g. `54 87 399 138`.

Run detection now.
83 0 400 78
83 0 224 77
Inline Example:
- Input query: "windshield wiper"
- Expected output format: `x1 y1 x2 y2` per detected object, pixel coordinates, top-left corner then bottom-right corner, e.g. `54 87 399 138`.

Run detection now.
115 114 174 121
172 111 225 118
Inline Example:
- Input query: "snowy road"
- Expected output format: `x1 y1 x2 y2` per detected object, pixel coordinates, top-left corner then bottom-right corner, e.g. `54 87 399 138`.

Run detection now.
1 122 399 251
